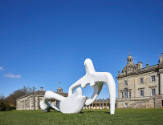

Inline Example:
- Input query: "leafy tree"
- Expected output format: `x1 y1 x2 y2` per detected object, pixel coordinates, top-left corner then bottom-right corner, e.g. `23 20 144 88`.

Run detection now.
0 100 13 111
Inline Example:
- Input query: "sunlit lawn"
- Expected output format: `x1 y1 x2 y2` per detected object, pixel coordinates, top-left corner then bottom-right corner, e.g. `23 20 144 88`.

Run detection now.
0 109 163 125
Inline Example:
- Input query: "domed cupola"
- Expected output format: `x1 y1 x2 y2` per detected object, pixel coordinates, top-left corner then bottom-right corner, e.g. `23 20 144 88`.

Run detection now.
122 53 137 74
57 87 63 93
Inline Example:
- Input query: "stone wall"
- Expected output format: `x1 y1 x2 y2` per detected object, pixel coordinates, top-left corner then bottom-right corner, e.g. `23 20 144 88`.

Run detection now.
16 95 44 110
117 95 163 109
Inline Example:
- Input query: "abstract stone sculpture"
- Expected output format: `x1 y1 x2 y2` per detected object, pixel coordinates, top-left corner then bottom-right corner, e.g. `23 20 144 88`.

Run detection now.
40 58 116 114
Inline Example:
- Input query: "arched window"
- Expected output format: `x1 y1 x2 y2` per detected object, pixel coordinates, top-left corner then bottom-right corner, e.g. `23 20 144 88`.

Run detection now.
124 88 128 98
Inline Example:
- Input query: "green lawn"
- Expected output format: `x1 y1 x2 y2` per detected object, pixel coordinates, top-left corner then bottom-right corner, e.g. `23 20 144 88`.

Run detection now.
0 109 163 125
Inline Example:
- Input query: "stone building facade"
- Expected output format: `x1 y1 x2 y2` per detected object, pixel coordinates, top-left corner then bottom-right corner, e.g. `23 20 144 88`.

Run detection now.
117 53 163 108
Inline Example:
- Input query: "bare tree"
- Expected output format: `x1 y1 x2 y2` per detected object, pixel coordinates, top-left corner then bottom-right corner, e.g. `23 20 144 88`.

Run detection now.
0 94 5 100
5 86 36 107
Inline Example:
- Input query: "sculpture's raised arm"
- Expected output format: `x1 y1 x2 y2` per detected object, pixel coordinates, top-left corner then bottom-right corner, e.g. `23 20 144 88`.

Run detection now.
68 75 87 96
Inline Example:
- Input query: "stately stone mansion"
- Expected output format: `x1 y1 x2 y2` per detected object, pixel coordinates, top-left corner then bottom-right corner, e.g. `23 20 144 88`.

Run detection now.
117 53 163 108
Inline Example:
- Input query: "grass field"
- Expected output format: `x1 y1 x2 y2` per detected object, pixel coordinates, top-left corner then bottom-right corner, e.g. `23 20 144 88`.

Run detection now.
0 109 163 125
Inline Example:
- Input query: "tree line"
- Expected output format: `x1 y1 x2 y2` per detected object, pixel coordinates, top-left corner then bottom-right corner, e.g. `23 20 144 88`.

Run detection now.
0 86 36 111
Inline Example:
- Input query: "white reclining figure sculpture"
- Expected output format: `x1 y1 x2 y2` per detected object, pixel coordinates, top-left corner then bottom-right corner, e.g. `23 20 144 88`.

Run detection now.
40 58 116 114
68 58 116 114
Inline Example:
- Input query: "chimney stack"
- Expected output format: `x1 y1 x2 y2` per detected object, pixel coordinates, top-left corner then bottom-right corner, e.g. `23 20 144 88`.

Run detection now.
138 62 143 69
159 53 163 66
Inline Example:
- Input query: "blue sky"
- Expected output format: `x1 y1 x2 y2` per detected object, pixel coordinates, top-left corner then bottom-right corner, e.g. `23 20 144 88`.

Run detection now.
0 0 163 98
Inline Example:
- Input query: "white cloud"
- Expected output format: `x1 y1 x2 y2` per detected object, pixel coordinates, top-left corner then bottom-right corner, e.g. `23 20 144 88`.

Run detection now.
0 66 3 70
4 73 21 79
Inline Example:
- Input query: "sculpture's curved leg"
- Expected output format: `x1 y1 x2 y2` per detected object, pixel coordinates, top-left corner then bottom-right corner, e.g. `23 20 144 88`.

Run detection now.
44 91 65 101
104 73 116 115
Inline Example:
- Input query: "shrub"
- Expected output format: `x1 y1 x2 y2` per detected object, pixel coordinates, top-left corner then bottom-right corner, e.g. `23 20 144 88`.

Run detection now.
0 101 6 111
0 100 15 111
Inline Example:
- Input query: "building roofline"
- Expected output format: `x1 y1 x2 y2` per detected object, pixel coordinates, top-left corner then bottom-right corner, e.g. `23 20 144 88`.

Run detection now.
16 91 68 100
117 64 159 79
